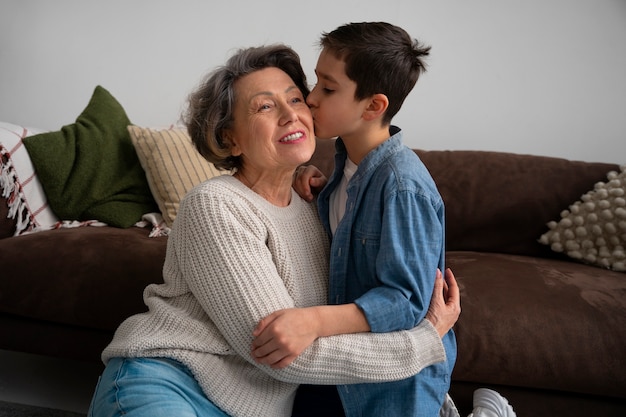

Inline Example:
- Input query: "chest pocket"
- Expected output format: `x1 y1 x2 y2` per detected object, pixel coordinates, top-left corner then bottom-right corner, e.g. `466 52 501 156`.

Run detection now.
351 229 380 288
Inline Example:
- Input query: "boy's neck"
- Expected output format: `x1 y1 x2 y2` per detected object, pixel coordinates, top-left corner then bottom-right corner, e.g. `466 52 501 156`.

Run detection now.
341 124 392 165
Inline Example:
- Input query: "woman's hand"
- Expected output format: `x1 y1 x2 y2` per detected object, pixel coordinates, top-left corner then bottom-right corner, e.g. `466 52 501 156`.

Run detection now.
426 268 461 338
293 165 327 202
251 308 320 369
251 303 369 369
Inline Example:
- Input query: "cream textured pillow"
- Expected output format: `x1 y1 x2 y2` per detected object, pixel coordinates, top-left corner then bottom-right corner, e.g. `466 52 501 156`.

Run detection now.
128 126 228 226
539 165 626 272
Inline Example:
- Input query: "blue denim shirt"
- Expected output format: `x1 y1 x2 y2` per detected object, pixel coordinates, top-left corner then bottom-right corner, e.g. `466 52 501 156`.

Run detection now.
317 127 457 417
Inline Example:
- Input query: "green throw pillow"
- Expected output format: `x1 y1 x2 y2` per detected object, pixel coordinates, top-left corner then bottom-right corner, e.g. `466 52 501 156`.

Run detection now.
23 85 157 228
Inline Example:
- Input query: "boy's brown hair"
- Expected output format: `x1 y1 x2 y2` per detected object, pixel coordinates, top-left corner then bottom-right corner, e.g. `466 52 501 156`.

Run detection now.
320 22 430 125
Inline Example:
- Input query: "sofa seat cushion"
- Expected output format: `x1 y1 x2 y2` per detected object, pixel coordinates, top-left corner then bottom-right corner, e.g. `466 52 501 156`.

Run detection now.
448 251 626 399
0 226 166 331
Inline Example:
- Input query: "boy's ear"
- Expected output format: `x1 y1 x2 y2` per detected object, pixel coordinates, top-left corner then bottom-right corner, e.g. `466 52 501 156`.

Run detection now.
362 93 389 121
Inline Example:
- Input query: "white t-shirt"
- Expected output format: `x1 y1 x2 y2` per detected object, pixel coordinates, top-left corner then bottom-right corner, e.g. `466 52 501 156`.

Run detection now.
329 157 358 235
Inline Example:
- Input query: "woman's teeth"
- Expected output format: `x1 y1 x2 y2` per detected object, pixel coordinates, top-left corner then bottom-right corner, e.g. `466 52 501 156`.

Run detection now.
281 132 303 142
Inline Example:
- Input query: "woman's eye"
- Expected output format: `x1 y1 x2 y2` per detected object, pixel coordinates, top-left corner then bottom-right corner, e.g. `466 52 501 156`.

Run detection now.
322 88 334 94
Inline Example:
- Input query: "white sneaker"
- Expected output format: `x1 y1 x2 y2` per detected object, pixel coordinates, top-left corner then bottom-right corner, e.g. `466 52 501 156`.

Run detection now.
468 388 517 417
439 393 461 417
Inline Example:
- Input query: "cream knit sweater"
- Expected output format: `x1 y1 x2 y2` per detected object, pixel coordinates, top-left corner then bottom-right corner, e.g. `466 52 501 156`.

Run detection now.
102 175 445 417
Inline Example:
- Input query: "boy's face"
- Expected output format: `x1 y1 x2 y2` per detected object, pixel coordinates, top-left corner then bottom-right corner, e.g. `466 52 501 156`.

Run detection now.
307 48 370 140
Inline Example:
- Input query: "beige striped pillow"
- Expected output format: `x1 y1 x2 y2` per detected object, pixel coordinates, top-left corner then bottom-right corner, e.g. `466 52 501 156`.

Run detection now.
128 125 228 227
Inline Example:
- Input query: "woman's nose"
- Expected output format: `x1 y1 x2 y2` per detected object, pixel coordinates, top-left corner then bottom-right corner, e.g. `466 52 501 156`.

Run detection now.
279 104 299 124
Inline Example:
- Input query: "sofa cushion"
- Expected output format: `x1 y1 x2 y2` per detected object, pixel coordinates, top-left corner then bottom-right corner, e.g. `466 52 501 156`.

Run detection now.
415 150 619 258
22 86 158 228
308 138 337 180
128 126 228 227
539 165 626 272
448 251 626 399
0 226 166 331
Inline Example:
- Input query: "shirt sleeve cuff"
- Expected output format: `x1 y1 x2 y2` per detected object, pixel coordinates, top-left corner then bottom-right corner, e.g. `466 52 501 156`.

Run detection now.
407 319 446 368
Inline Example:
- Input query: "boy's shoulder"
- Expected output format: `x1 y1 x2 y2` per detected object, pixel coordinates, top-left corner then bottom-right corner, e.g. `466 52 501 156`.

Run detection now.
382 145 428 177
370 134 423 169
367 142 439 194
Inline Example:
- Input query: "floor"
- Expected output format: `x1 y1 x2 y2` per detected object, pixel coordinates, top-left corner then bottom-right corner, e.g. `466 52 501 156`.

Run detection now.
0 349 103 414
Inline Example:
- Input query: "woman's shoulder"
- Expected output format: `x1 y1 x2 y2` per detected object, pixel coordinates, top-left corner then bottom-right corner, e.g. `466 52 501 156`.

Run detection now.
183 175 245 201
177 175 242 212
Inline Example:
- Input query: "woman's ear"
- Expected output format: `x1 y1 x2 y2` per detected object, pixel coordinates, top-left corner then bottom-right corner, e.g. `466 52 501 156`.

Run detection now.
362 93 389 121
222 130 242 156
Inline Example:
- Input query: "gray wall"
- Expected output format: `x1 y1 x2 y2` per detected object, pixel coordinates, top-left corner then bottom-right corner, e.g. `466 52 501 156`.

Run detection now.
1 0 625 163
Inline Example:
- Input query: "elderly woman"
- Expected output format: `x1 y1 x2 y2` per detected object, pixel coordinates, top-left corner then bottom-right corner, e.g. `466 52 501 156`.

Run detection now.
88 44 460 417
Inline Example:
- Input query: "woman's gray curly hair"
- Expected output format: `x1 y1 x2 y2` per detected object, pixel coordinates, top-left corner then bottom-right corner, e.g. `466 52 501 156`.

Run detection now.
184 44 310 171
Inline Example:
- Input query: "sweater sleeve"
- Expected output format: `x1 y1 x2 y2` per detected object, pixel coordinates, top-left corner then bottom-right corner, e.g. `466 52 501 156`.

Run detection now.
176 186 446 385
272 320 445 384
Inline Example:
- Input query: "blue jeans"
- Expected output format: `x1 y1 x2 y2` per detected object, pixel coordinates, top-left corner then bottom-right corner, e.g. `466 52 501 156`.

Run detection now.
88 357 231 417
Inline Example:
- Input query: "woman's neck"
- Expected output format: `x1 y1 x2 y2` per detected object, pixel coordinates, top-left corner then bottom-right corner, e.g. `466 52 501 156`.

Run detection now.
234 170 292 207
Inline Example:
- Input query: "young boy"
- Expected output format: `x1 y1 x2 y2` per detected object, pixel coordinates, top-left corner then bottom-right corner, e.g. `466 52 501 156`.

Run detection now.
297 22 455 417
253 22 515 417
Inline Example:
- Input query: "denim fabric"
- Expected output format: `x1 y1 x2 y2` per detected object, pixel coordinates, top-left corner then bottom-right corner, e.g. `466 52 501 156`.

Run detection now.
88 357 231 417
317 127 457 417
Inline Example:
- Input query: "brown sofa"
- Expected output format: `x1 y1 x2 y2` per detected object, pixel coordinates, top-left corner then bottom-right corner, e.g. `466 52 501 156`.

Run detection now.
1 138 625 416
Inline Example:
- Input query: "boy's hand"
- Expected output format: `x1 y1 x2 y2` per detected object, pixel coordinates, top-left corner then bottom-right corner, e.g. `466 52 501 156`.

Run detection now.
426 268 461 338
251 308 320 369
293 165 327 202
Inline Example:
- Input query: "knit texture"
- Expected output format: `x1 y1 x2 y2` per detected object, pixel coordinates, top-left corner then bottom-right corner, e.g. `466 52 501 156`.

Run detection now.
21 86 158 227
539 164 626 272
102 175 445 417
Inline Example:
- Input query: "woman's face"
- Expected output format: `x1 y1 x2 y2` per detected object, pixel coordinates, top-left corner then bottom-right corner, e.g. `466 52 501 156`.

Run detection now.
227 67 315 176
